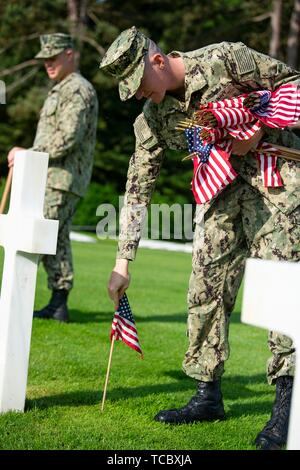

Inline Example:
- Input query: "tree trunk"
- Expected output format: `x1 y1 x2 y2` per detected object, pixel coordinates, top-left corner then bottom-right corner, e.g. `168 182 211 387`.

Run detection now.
67 0 78 38
67 0 88 48
287 0 300 68
269 0 282 58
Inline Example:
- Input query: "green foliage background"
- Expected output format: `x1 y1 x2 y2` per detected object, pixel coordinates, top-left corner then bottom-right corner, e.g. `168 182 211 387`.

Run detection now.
0 0 297 227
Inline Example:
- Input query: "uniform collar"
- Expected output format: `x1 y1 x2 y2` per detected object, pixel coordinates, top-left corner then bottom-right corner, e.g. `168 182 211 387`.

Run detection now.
50 71 79 93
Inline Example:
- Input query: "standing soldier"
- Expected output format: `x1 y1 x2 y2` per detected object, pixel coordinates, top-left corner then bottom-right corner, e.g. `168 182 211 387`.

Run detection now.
7 33 98 322
101 27 300 450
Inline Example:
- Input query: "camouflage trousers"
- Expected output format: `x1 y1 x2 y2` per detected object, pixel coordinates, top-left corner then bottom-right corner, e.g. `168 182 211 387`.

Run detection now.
41 188 80 292
182 173 299 385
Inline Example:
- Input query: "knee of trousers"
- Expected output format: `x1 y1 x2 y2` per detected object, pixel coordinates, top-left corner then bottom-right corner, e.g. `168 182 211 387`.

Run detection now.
187 271 230 351
188 266 225 315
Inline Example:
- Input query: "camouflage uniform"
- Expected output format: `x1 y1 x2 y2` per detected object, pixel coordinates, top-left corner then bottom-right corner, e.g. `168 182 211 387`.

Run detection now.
100 28 300 385
33 34 98 291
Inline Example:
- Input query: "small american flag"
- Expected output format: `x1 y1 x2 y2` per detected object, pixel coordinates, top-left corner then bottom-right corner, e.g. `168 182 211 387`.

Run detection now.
248 85 300 128
185 127 237 204
110 294 143 358
202 84 300 129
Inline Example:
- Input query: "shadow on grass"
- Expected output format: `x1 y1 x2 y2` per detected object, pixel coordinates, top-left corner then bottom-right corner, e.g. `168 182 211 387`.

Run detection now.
69 310 242 325
229 312 241 324
226 400 273 420
69 309 188 324
165 370 273 401
25 375 193 411
26 370 273 419
25 390 100 411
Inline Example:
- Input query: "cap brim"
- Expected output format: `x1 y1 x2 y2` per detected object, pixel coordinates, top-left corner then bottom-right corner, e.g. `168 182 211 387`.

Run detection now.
118 57 145 101
35 47 65 59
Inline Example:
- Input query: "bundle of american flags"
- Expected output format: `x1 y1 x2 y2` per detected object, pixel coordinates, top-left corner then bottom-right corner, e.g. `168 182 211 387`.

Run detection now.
177 83 300 204
110 293 143 358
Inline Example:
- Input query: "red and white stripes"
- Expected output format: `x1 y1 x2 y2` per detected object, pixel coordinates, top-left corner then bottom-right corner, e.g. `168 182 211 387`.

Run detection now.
192 141 237 204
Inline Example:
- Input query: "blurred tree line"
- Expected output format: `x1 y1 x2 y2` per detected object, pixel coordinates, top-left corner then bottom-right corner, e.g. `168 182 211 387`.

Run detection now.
0 0 299 229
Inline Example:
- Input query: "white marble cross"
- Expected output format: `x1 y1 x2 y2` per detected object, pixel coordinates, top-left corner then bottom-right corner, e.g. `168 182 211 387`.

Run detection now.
241 258 300 450
0 150 58 413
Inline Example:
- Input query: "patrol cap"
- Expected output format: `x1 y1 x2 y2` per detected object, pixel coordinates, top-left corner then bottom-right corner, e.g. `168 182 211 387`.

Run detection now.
99 26 150 101
35 33 74 59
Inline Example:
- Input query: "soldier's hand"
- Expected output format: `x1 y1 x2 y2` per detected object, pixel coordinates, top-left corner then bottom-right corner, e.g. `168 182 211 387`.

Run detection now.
7 147 25 168
108 259 131 307
231 128 264 156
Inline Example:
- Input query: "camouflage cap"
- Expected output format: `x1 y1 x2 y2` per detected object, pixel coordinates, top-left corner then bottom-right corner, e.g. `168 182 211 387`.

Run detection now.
99 26 150 101
35 33 74 59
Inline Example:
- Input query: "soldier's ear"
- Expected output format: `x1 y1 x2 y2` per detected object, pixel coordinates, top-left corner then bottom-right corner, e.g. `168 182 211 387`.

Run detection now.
151 53 165 70
66 48 75 61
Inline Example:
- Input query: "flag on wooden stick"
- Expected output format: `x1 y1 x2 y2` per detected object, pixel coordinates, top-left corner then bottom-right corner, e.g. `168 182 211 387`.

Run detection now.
101 294 143 412
111 293 143 358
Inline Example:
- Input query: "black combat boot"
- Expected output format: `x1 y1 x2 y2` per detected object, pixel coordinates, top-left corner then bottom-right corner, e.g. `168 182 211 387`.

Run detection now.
255 376 293 450
154 380 225 424
33 289 69 323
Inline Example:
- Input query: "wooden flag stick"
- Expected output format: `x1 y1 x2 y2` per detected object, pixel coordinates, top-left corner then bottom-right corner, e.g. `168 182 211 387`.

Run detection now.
261 143 300 162
0 167 13 214
266 143 300 161
101 334 116 412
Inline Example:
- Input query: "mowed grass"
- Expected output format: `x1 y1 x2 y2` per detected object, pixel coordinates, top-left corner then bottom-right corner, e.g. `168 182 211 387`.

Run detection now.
0 239 273 450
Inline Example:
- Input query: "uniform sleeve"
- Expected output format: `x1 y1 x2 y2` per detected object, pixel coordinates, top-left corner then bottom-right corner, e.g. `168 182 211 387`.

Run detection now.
226 42 300 91
32 88 88 160
117 112 165 260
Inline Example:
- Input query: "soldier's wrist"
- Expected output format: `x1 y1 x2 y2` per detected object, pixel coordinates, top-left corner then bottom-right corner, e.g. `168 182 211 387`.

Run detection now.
114 259 130 276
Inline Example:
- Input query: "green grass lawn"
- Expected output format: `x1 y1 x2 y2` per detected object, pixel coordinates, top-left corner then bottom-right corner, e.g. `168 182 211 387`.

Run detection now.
0 239 273 450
